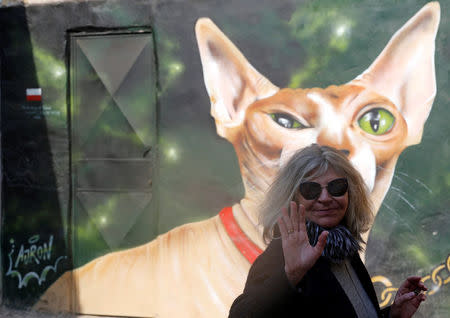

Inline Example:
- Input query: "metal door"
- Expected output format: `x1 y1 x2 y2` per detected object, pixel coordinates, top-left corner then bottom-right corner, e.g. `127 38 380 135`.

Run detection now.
70 30 157 267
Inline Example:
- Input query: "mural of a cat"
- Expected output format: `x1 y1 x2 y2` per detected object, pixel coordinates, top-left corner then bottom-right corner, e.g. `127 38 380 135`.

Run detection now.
34 2 440 317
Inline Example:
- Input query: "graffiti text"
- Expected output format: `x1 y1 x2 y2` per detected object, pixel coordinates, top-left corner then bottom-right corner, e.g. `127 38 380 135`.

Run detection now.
6 235 66 289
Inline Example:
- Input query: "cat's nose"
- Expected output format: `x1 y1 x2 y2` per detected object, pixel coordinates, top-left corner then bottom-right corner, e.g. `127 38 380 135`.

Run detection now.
340 149 350 156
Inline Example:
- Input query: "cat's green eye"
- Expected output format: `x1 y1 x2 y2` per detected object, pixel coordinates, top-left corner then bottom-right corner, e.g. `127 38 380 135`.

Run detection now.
270 113 306 129
358 108 395 135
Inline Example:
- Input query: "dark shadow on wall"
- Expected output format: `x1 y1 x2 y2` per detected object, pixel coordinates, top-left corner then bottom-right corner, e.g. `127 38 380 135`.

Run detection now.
0 5 72 308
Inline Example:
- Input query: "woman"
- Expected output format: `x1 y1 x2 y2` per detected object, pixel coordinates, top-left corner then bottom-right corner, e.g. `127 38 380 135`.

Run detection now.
229 144 426 318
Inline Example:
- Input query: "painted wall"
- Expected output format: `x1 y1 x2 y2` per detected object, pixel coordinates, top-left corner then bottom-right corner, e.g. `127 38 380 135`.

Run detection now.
0 0 448 317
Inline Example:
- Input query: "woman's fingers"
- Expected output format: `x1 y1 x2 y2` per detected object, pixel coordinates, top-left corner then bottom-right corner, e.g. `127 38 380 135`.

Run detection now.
406 276 427 291
404 276 422 287
290 201 300 232
281 204 294 234
395 291 425 307
277 209 289 239
314 230 328 256
280 201 310 242
399 276 427 294
297 203 306 232
278 201 313 248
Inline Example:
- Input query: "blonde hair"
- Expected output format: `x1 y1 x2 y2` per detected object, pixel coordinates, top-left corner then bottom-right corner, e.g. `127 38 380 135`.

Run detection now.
260 144 374 244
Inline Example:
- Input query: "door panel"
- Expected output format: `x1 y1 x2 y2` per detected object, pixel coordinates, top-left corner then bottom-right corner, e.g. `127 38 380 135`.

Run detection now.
70 31 157 268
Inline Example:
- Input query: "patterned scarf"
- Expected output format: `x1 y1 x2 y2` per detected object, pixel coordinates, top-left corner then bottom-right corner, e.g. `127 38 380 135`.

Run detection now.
306 221 362 264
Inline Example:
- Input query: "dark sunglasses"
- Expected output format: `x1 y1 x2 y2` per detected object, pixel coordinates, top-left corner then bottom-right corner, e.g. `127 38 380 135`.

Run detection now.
299 178 348 200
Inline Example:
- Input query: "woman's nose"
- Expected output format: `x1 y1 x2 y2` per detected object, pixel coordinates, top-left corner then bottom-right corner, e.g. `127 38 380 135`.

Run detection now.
317 187 332 202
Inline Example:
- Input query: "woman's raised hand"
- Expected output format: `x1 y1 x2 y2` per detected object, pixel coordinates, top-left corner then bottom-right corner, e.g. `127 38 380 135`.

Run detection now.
390 276 427 318
277 201 328 287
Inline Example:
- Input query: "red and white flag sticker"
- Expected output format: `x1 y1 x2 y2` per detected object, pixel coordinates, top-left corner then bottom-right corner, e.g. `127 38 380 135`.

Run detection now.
26 88 42 102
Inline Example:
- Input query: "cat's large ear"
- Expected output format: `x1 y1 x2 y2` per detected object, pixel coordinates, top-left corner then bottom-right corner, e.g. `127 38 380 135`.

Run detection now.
195 18 279 138
352 2 440 145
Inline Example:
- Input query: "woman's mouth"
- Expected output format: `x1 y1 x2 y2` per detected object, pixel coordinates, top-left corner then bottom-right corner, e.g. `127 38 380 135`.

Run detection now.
314 207 337 213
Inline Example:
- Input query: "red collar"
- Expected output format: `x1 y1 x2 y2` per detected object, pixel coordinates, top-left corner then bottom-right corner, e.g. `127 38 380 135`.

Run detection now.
219 207 263 264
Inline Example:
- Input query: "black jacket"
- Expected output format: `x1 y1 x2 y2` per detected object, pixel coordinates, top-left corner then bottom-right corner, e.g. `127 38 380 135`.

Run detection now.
229 238 390 317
